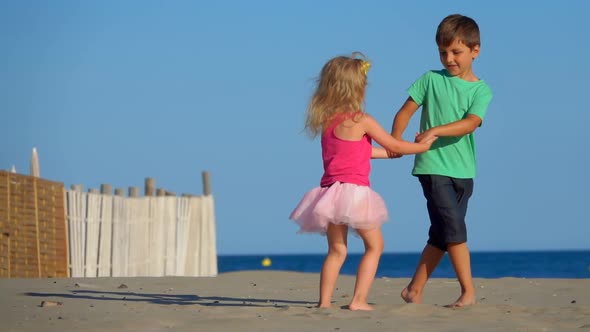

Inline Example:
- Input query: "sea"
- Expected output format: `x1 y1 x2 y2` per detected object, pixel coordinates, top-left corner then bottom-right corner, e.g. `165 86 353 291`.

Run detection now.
218 250 590 279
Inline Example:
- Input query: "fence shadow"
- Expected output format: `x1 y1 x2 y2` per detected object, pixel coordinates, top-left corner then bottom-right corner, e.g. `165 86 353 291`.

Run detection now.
24 290 314 308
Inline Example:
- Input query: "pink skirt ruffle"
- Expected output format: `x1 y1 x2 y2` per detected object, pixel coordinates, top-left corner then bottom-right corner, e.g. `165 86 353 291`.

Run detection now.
289 182 388 235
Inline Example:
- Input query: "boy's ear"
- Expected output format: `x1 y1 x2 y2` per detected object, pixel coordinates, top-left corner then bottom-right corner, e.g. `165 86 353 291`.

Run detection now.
471 45 481 60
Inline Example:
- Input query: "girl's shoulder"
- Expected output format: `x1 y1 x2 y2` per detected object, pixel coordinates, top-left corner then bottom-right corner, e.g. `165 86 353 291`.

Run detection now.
327 110 363 124
342 111 378 133
338 111 371 127
353 111 375 124
345 110 368 122
354 112 387 135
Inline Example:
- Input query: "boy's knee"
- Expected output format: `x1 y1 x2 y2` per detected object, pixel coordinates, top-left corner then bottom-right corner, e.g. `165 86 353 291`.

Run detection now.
444 217 467 244
428 239 447 252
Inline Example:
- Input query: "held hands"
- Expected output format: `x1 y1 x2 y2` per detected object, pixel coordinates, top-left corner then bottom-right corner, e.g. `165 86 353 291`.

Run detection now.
387 150 403 159
385 131 438 158
387 135 405 159
385 130 438 158
415 129 438 147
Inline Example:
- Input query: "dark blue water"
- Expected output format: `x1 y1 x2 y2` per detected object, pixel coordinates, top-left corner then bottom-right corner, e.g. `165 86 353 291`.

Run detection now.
218 250 590 278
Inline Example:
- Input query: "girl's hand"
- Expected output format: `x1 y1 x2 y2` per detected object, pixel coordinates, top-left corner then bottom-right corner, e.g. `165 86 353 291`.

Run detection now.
423 135 438 146
415 130 438 150
415 129 437 144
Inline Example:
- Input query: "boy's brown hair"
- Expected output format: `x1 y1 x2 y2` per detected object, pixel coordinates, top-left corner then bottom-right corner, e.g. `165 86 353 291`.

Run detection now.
436 14 480 49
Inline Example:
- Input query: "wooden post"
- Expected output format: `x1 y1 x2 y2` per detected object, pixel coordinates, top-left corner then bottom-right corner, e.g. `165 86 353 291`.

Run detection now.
202 171 211 195
62 186 70 277
88 188 99 194
156 188 166 196
3 233 11 278
129 187 140 198
113 187 124 277
101 184 112 195
71 184 84 192
7 234 10 278
33 178 41 277
97 185 111 278
145 178 155 197
5 174 10 277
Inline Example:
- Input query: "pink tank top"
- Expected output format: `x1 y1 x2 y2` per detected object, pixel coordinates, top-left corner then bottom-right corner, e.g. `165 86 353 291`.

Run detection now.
320 115 372 187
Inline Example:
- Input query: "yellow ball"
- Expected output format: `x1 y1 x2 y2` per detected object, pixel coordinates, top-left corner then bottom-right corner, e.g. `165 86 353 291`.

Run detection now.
261 257 272 267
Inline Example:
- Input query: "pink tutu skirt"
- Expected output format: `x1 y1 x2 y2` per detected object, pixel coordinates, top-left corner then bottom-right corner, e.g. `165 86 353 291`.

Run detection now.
289 182 388 235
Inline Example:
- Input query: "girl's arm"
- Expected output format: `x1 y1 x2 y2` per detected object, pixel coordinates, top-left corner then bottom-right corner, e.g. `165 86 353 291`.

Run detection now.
362 114 436 155
372 146 391 159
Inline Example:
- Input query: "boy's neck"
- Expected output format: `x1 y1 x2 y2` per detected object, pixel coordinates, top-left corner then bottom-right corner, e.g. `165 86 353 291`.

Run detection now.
447 69 479 82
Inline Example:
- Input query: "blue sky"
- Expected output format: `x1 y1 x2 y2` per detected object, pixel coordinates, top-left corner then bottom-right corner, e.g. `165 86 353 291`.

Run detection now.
2 1 588 255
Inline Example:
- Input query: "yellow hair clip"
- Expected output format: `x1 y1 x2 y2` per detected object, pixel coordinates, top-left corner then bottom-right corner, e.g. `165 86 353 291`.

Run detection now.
361 61 371 75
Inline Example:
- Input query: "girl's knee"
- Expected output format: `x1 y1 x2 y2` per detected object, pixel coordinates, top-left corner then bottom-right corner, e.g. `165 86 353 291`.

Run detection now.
358 229 384 253
367 241 384 255
328 244 347 261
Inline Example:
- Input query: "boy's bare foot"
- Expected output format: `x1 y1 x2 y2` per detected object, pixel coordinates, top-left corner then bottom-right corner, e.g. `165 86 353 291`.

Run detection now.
317 303 331 309
401 286 422 304
444 293 476 308
348 302 374 311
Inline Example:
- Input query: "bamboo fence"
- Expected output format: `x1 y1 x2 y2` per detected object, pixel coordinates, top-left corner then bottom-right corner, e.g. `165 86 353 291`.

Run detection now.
0 171 218 278
0 171 68 278
65 190 218 277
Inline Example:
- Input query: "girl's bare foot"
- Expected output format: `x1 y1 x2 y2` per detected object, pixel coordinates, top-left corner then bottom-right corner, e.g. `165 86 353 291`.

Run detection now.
401 286 422 304
348 302 374 311
444 293 476 308
317 303 331 309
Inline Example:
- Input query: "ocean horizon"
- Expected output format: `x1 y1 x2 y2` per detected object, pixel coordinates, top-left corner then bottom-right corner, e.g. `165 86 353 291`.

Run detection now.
218 250 590 279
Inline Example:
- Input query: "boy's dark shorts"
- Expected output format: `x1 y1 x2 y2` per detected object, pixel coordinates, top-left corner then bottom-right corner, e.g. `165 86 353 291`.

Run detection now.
417 175 473 252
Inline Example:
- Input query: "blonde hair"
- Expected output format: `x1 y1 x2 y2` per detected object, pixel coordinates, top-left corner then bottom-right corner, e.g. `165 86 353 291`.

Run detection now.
305 52 369 138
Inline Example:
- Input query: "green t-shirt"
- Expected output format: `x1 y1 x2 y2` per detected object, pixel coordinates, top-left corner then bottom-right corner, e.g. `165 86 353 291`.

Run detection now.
408 70 493 179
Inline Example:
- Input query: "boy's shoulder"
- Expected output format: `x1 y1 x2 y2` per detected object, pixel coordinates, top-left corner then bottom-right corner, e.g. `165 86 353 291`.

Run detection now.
413 69 454 87
421 69 486 82
421 69 492 92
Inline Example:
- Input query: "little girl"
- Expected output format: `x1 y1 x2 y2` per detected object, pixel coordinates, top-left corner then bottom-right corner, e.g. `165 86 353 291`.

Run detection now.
290 52 436 311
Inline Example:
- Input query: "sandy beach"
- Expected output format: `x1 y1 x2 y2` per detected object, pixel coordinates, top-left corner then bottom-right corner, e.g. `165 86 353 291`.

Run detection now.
1 271 588 332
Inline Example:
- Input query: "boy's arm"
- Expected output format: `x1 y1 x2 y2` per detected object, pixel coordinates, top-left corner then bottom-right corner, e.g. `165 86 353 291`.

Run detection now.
415 114 481 142
389 97 421 157
391 97 420 139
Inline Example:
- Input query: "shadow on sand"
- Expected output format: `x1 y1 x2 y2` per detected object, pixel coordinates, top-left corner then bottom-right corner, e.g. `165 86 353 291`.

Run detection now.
25 289 314 308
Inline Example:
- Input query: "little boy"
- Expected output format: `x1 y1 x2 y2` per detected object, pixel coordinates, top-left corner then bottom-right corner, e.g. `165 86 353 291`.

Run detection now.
390 14 493 307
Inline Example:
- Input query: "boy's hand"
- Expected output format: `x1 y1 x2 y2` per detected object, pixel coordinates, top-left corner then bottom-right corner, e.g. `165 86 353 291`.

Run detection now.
387 150 403 158
415 129 437 143
388 134 405 158
415 130 438 149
